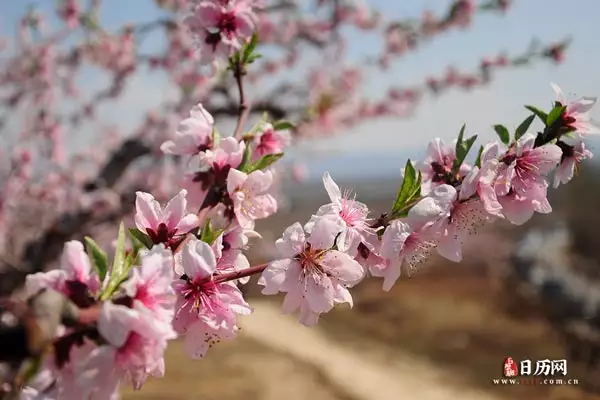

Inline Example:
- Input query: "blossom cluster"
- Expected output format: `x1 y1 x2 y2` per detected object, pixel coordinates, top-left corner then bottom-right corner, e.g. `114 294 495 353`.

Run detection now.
11 1 598 399
19 78 597 398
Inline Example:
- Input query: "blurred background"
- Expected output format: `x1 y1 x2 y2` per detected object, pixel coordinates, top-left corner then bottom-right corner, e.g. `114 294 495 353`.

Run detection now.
2 0 600 399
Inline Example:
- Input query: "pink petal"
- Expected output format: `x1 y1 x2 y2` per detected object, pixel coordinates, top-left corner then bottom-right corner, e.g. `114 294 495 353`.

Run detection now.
298 304 320 326
135 192 161 230
381 260 402 292
227 168 248 195
553 158 576 188
25 270 67 297
437 225 462 262
275 222 306 257
162 190 188 230
234 12 256 37
189 103 214 125
244 170 273 194
98 302 138 347
197 2 222 28
307 214 346 250
183 321 210 359
306 276 335 313
550 82 566 105
61 240 92 282
527 144 562 174
517 133 536 155
322 172 341 202
176 213 200 233
498 195 534 225
181 239 216 279
322 250 364 285
282 288 302 314
259 259 291 294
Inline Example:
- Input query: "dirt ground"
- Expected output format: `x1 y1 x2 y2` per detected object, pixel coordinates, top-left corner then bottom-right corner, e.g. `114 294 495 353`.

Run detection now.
121 232 600 400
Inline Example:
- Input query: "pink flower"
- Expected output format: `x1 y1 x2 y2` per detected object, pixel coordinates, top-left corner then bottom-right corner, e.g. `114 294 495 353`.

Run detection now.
417 138 471 194
25 240 100 305
227 168 277 228
551 83 598 134
554 135 593 188
378 199 443 290
305 172 375 255
497 182 552 225
89 274 178 395
495 133 562 198
251 122 291 159
212 225 257 284
134 189 199 251
160 103 214 161
426 185 495 262
355 234 388 276
258 217 365 326
79 327 172 396
122 245 177 330
186 0 256 62
459 142 503 217
172 238 251 358
199 137 245 170
57 0 80 29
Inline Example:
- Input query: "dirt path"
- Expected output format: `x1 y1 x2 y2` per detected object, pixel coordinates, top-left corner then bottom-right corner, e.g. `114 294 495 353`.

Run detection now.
240 301 502 400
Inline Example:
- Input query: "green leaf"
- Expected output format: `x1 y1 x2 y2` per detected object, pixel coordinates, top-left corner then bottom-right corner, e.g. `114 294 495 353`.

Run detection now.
515 114 535 140
242 32 259 62
246 53 262 64
199 220 225 246
101 222 128 300
525 105 548 123
212 128 220 147
245 153 284 173
455 124 466 156
474 145 484 168
238 142 253 172
453 133 478 174
546 105 566 127
84 237 109 283
128 228 153 250
273 120 295 131
112 222 127 276
392 160 422 215
493 124 510 145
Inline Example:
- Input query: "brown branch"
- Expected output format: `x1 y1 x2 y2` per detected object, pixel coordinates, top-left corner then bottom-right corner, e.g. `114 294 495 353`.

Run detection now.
232 61 250 140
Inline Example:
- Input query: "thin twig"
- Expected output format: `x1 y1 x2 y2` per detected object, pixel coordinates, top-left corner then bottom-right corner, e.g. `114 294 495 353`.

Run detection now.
232 61 251 140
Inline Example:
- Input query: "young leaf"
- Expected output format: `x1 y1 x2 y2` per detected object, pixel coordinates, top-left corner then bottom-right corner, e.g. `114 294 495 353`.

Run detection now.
101 222 128 300
546 105 566 127
514 114 535 140
84 237 109 282
246 153 284 173
455 124 466 156
238 142 253 172
199 220 225 246
525 105 548 123
453 134 478 174
128 228 153 250
392 160 420 215
394 170 422 217
273 120 295 131
493 124 510 145
113 222 127 275
242 32 259 63
474 145 484 168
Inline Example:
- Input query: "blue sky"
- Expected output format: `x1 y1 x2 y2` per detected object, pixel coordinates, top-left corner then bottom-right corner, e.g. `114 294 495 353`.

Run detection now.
2 0 600 181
